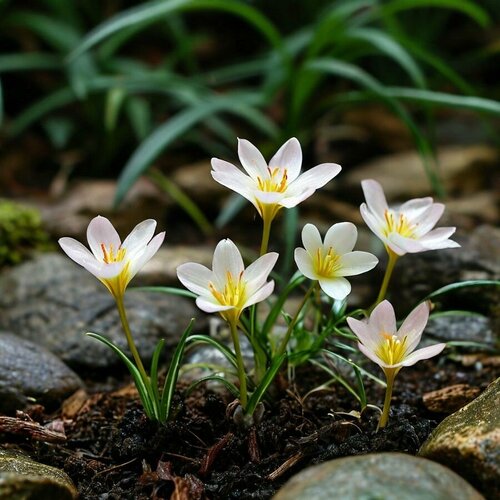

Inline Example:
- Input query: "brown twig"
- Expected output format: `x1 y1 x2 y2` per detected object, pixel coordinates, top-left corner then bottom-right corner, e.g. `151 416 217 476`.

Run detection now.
0 416 66 443
267 452 303 481
198 432 233 476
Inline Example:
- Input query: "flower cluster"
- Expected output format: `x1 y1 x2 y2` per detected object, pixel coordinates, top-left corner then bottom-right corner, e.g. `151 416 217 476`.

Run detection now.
59 136 458 428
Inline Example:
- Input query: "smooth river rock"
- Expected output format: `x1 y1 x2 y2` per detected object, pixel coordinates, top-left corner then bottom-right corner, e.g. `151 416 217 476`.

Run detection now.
419 378 499 499
0 253 205 371
0 448 77 499
273 452 484 500
0 332 82 413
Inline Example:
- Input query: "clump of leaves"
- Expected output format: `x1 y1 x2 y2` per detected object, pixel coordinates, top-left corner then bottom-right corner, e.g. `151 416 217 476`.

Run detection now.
0 200 51 266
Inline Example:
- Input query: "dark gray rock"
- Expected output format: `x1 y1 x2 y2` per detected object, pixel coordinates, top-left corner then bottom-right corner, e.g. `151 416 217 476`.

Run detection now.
425 315 495 347
0 333 82 413
273 452 483 500
0 253 205 370
0 448 77 499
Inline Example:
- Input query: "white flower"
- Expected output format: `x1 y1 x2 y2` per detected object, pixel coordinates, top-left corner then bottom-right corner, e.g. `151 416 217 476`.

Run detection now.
360 179 460 256
211 138 341 221
347 300 446 372
177 239 278 324
294 223 378 300
59 216 165 298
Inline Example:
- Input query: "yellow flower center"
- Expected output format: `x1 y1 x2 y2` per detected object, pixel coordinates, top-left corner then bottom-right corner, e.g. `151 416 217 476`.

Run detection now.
383 210 416 238
101 243 126 263
256 167 288 193
314 247 341 278
209 271 247 310
376 333 408 365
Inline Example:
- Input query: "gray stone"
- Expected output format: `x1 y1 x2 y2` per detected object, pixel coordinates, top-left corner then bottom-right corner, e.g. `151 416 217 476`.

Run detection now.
0 253 205 370
419 378 500 499
0 333 82 413
273 452 484 500
425 315 495 347
0 448 77 499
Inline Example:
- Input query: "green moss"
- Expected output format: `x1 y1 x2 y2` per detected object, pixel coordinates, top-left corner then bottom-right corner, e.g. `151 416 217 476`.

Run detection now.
0 199 52 267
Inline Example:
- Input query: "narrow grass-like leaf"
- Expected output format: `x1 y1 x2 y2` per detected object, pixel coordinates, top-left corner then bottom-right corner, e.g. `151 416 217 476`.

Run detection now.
186 375 240 398
131 286 197 299
186 334 238 370
0 53 61 73
215 194 247 229
105 87 126 131
150 339 165 407
310 359 362 403
424 279 500 300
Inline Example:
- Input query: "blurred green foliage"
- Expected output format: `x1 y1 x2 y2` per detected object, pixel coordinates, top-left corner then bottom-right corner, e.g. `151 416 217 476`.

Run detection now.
0 0 499 207
0 200 51 266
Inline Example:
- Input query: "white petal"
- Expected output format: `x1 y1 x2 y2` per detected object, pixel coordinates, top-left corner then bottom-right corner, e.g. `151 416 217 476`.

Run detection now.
243 252 279 295
358 342 389 369
121 219 156 255
400 343 446 367
269 137 302 182
387 233 426 254
253 191 285 205
301 224 322 255
237 138 268 180
177 262 213 297
287 163 341 196
370 300 397 336
412 203 444 236
279 188 316 208
399 197 433 220
360 204 387 243
243 280 275 309
196 297 234 314
418 227 458 247
319 277 351 300
339 251 378 276
129 231 165 279
398 301 429 351
294 247 317 280
211 158 255 200
59 237 95 268
361 179 388 215
87 216 121 260
324 222 357 254
347 317 378 351
212 239 244 287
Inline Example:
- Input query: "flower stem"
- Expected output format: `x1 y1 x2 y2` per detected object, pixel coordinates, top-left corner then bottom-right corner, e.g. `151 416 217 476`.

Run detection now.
260 216 272 256
115 296 149 383
229 319 248 409
276 283 316 357
373 249 398 309
379 369 396 429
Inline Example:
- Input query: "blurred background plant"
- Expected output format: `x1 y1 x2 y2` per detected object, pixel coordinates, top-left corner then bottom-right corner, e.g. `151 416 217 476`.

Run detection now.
1 0 499 229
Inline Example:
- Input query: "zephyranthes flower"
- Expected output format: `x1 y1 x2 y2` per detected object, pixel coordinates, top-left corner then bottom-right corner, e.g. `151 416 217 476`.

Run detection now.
360 179 459 256
59 216 165 299
177 238 278 325
294 223 378 300
347 300 446 427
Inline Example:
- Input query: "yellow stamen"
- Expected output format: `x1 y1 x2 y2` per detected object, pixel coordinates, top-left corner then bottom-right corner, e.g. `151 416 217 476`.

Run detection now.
376 333 408 365
383 210 416 238
101 243 126 263
209 271 246 310
256 167 288 193
314 247 341 278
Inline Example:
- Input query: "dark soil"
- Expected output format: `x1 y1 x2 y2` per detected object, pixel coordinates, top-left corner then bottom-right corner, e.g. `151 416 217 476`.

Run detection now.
17 356 498 500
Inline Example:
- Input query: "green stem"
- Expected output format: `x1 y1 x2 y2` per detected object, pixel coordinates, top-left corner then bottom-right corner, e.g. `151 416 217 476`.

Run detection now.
373 249 399 309
260 216 272 256
379 369 397 429
115 296 149 383
276 283 316 357
229 319 248 409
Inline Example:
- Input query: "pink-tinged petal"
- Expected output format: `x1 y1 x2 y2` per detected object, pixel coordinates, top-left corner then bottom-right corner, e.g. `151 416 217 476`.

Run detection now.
212 239 244 287
347 317 378 351
360 204 387 243
279 188 315 208
294 248 317 280
358 342 389 369
318 277 351 300
399 197 433 220
287 163 341 195
370 300 397 336
269 137 302 181
211 159 255 198
387 233 426 254
339 251 378 276
400 343 446 367
237 138 268 180
59 237 95 267
87 216 121 260
412 203 444 236
398 301 429 350
301 223 322 255
176 262 213 296
129 231 165 278
122 219 156 255
196 297 234 314
243 280 275 309
361 179 388 215
418 227 459 247
243 252 278 295
324 222 357 254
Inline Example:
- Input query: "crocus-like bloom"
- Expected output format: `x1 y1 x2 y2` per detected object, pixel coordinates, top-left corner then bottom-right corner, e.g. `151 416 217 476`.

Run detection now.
294 223 378 300
59 216 165 299
177 239 278 324
347 300 446 373
211 138 341 221
360 179 460 256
